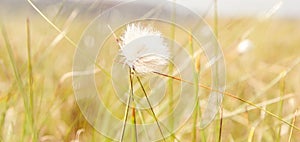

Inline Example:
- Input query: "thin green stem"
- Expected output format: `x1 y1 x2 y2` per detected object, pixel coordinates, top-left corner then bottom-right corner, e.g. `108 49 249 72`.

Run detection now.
130 69 138 142
189 33 200 142
119 68 133 142
169 1 176 139
26 18 38 142
2 23 34 141
136 75 166 142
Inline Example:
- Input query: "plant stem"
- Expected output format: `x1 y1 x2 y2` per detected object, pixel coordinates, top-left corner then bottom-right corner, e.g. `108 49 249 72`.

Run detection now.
26 18 38 142
217 107 223 142
2 23 34 141
119 68 133 142
152 71 300 131
136 75 166 142
276 74 285 142
130 69 138 142
288 110 297 142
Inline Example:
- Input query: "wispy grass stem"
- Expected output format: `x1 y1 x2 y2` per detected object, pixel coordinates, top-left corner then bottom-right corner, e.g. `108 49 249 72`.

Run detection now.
119 68 133 142
136 75 166 142
152 72 300 131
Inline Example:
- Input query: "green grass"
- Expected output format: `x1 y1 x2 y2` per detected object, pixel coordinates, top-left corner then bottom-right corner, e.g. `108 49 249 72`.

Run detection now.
0 1 300 142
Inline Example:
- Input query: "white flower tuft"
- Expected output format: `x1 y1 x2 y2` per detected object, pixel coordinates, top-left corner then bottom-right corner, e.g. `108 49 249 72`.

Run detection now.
119 23 170 74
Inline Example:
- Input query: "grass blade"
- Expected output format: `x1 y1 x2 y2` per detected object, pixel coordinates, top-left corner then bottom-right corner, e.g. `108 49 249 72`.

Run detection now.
27 0 112 79
248 126 256 142
26 0 76 47
130 69 138 142
288 109 297 142
276 73 286 142
152 72 300 131
119 69 133 142
131 107 137 142
119 93 131 142
136 75 166 142
169 1 176 141
1 23 36 141
217 107 223 142
26 18 38 142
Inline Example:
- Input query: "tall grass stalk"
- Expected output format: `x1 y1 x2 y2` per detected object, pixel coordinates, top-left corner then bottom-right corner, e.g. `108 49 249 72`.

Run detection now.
131 107 137 142
168 1 176 141
188 33 201 142
217 107 223 142
130 70 137 142
136 75 166 142
2 23 35 141
26 0 76 47
248 126 256 142
26 18 38 142
213 0 223 141
276 73 285 142
214 0 218 38
288 110 297 142
27 0 112 79
119 69 133 142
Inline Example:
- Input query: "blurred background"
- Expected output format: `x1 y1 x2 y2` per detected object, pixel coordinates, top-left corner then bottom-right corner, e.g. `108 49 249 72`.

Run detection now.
0 0 299 141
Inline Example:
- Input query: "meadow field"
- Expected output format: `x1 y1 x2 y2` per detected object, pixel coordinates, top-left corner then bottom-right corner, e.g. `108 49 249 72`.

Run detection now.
0 1 300 142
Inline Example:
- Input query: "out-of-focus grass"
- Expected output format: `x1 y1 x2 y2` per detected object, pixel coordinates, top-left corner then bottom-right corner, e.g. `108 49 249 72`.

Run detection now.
1 3 300 142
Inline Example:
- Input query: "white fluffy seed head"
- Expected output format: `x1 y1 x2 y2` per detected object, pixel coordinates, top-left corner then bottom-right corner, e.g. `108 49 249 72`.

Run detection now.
119 23 170 74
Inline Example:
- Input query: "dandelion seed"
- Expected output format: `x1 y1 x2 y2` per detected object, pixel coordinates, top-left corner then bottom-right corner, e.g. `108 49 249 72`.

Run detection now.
119 23 170 74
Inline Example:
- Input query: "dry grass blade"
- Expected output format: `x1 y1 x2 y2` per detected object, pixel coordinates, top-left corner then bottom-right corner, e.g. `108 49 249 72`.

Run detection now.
244 58 300 105
136 75 166 142
1 23 36 141
26 0 76 47
130 69 138 142
136 107 182 142
119 69 133 142
219 92 300 131
26 18 38 142
169 2 176 141
224 94 294 118
276 73 285 142
136 110 151 141
288 109 297 142
152 72 300 131
218 107 223 142
26 0 112 78
131 106 137 142
248 126 256 142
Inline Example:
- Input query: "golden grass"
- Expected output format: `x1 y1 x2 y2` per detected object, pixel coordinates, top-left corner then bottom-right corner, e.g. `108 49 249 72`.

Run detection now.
0 5 300 142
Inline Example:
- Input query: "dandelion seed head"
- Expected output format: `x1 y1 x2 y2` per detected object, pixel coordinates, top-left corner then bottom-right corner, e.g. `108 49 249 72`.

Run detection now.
119 23 170 74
